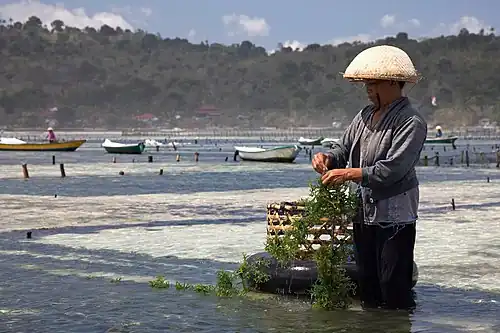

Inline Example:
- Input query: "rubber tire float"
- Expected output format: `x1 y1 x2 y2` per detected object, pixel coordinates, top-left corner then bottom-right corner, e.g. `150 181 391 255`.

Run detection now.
246 251 419 295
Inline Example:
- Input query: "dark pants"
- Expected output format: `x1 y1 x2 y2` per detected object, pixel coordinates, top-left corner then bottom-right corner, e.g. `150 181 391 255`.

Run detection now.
353 222 416 310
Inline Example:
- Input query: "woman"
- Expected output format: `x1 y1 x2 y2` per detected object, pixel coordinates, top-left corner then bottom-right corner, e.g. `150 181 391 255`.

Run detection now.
47 127 57 143
435 125 443 137
312 45 427 310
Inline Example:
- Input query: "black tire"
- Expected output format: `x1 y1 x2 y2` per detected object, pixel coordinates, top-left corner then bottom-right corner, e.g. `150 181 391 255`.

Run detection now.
246 251 418 295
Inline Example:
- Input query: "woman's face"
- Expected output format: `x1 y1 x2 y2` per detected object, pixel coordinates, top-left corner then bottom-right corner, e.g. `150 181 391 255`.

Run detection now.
364 80 395 107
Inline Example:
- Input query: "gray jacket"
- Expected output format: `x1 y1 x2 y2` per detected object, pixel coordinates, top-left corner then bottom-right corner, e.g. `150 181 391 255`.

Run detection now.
327 97 427 223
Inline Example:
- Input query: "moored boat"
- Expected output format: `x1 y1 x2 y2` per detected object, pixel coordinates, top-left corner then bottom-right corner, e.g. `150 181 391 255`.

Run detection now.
102 139 145 154
0 139 86 152
298 136 324 146
320 137 339 148
144 139 164 148
234 145 301 163
0 137 27 144
425 136 458 144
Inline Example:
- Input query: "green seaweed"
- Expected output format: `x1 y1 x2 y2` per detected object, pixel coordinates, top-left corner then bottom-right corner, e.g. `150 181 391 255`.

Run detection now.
147 254 270 297
144 177 358 310
265 178 358 310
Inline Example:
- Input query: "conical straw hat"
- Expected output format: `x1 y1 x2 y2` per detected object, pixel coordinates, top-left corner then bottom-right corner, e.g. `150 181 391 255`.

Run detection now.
343 45 419 83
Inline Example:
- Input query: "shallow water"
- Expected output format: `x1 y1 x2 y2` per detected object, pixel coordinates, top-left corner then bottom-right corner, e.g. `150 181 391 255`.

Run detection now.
0 143 499 332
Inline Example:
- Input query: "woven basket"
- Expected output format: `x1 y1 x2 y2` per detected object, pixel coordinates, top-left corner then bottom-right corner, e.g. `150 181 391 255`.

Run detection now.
266 201 353 254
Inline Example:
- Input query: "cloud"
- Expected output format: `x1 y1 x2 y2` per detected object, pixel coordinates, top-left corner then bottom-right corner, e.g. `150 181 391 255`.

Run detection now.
296 15 490 49
271 33 371 54
222 13 270 37
408 18 420 27
380 14 421 31
447 16 492 34
187 29 196 39
111 5 133 15
281 40 306 51
140 7 152 17
274 15 491 54
111 5 152 18
281 36 373 50
267 40 305 54
0 1 133 30
380 14 396 28
431 16 492 37
111 5 152 28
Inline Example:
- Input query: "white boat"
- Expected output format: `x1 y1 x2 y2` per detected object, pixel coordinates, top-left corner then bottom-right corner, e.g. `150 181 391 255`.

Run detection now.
298 136 324 146
320 137 339 148
144 139 164 147
102 139 145 154
234 145 302 163
0 137 27 144
166 141 181 148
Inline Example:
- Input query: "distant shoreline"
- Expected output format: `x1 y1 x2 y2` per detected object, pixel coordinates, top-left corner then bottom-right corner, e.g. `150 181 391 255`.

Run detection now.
1 127 499 141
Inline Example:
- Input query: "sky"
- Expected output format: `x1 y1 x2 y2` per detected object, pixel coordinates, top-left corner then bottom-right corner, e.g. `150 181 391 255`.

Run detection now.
0 0 498 51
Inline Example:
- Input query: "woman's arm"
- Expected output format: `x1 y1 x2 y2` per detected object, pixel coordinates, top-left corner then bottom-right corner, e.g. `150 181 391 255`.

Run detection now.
326 112 362 169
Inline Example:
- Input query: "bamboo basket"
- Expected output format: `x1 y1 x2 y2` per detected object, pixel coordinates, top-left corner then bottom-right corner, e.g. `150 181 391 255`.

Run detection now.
266 201 353 254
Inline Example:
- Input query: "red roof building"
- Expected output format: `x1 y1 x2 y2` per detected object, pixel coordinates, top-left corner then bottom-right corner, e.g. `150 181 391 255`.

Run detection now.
134 113 157 121
196 105 221 117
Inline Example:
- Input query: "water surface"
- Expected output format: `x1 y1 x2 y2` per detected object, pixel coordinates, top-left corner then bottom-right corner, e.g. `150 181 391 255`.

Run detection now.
0 142 498 332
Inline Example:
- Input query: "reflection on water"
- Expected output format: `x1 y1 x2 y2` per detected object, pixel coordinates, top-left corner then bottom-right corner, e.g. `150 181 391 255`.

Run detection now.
0 143 499 332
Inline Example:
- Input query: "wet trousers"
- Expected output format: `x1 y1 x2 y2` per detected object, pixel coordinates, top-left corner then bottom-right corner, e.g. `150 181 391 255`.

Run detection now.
353 222 416 310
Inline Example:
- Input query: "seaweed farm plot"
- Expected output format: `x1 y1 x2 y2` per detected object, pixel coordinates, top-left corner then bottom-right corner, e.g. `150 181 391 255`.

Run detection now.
0 158 498 331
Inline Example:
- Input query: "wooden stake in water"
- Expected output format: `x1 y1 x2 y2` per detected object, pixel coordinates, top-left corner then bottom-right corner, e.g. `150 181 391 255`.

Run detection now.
22 164 29 179
59 163 66 178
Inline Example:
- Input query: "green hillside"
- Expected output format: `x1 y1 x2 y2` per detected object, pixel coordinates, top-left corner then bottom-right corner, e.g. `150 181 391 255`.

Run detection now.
0 16 499 128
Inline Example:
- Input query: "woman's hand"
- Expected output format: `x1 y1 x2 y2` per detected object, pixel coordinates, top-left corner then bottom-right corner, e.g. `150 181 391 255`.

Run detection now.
321 168 363 186
321 169 349 186
312 152 331 174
